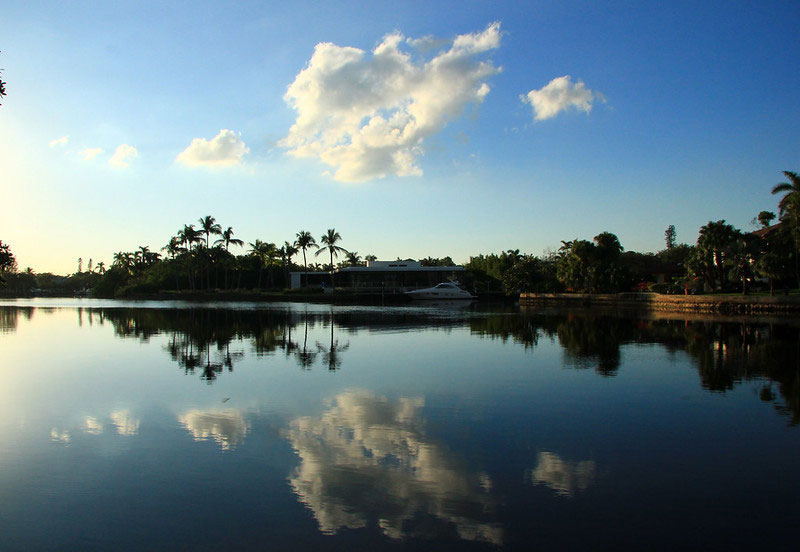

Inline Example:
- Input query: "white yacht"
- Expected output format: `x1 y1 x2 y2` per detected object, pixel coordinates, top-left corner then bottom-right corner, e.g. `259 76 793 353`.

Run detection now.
404 282 477 300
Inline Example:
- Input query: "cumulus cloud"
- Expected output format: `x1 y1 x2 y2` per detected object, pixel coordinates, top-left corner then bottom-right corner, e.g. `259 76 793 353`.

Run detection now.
522 75 599 121
79 147 104 160
175 129 249 167
49 135 69 147
109 144 138 168
281 22 502 183
286 390 502 543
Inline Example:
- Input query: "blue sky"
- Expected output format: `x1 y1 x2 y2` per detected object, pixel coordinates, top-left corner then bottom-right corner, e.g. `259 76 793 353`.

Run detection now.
1 0 799 274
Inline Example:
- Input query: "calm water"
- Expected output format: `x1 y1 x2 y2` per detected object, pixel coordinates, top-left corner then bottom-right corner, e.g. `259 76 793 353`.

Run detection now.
1 299 798 551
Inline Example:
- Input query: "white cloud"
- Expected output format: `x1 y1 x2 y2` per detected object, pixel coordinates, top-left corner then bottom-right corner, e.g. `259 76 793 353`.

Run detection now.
175 129 249 167
109 144 138 168
49 135 69 147
281 22 502 183
79 147 104 160
522 75 599 121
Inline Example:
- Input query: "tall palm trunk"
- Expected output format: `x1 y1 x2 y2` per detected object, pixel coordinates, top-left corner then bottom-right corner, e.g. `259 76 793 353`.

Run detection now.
303 250 308 288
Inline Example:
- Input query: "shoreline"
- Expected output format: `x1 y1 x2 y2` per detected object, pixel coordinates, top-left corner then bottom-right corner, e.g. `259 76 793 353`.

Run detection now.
520 292 800 315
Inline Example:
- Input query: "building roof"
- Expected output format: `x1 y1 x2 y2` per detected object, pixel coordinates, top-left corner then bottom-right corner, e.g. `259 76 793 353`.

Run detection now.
750 221 783 239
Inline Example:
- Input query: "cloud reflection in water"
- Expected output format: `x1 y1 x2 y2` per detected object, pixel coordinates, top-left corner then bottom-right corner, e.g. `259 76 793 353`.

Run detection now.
286 390 502 544
527 451 597 497
110 409 140 436
178 409 249 451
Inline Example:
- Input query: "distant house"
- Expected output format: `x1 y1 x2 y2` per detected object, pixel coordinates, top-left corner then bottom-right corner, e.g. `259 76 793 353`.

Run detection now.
289 259 467 291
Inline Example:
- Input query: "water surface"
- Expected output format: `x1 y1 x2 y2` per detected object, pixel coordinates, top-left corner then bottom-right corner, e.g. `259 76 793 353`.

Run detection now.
1 299 798 550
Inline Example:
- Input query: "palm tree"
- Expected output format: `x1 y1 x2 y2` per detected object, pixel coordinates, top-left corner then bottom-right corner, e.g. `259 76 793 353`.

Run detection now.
177 225 202 290
506 249 523 263
263 242 279 287
112 252 134 274
249 240 278 289
345 251 362 267
96 261 106 274
772 171 800 224
282 241 298 266
136 246 151 271
198 216 222 248
295 230 318 286
214 226 244 251
772 170 800 286
214 227 243 289
162 236 183 259
315 228 348 277
280 241 299 287
177 225 202 252
696 220 739 291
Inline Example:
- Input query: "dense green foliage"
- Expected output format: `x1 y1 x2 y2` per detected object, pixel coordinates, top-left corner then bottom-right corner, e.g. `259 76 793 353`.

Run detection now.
0 241 17 284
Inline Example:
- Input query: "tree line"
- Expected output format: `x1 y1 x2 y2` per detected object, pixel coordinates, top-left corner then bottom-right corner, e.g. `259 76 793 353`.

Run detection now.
466 170 799 295
1 170 798 297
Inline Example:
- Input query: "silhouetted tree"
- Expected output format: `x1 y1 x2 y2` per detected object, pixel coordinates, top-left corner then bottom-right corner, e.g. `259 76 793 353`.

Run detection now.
758 211 776 228
772 170 800 286
665 225 677 249
215 226 243 251
316 228 348 284
0 240 16 285
345 251 362 267
295 230 318 285
689 220 741 291
280 241 299 287
0 51 6 105
198 216 222 249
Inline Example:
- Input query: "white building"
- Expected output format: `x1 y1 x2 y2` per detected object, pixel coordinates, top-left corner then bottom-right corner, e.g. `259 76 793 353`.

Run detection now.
289 260 467 292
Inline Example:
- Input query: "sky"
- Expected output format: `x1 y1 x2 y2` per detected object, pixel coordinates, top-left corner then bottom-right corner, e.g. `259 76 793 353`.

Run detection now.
1 0 799 274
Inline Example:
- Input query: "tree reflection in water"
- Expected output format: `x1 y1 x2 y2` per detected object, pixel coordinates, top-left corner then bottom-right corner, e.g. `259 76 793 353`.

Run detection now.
0 306 34 334
316 310 349 371
295 316 317 369
470 308 800 425
1 304 797 423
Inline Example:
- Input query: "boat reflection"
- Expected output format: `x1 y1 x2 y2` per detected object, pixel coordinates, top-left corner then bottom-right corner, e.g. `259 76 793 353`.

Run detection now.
285 390 502 544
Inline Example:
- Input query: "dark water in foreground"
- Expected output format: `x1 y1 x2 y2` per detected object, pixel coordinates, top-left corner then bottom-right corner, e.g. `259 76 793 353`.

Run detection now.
1 299 798 551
